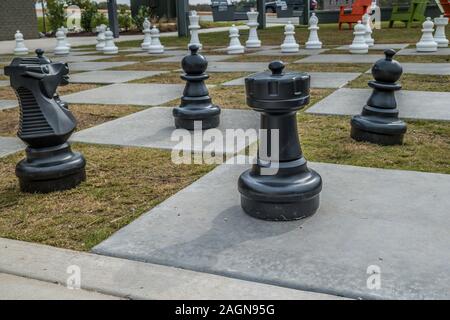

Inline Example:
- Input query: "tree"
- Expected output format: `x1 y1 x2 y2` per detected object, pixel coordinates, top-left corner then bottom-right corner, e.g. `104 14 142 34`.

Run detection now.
80 2 98 32
46 0 67 33
118 8 132 32
133 5 152 31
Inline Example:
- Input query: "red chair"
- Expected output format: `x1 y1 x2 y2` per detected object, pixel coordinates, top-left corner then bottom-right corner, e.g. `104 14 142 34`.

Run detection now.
439 0 450 17
339 0 372 30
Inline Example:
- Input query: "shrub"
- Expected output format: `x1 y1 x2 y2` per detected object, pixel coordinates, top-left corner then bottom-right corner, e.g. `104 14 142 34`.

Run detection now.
80 2 98 32
133 5 152 31
92 13 109 28
118 8 132 32
46 0 67 33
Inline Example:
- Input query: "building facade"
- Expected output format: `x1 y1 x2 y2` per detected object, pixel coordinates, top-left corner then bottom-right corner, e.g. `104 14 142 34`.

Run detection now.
0 0 39 41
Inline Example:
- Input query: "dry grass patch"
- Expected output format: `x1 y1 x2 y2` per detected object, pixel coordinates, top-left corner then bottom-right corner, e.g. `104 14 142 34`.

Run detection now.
0 144 214 251
298 113 450 174
347 73 450 92
322 49 386 55
0 104 142 136
130 71 251 85
288 63 371 73
395 55 450 63
225 54 305 63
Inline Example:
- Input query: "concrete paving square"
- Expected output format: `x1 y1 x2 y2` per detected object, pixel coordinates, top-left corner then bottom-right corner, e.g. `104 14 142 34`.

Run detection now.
55 55 113 63
72 107 259 154
223 72 361 88
148 55 232 63
0 80 9 87
0 137 25 157
248 48 327 56
62 83 184 106
206 62 269 72
397 48 450 55
68 70 167 84
0 100 17 110
93 160 450 299
306 88 450 121
67 61 137 72
296 54 384 64
336 43 409 50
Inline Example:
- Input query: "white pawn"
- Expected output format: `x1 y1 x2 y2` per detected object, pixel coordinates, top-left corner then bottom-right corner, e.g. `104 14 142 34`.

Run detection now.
14 30 29 56
54 27 70 55
349 21 369 54
246 8 261 48
362 13 374 47
227 24 245 54
141 18 152 50
281 21 299 53
416 17 438 52
305 13 322 49
434 15 449 48
96 24 106 51
188 11 202 50
103 27 118 54
148 26 164 54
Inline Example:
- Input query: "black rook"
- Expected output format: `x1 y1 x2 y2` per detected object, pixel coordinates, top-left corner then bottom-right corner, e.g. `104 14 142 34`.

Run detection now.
238 61 322 221
173 44 221 130
4 49 86 193
351 49 407 145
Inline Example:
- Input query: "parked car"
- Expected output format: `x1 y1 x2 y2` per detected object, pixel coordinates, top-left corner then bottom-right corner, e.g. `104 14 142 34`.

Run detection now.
266 0 317 13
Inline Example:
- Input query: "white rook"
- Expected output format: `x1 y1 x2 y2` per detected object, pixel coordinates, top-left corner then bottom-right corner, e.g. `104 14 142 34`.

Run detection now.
246 8 261 48
434 15 449 48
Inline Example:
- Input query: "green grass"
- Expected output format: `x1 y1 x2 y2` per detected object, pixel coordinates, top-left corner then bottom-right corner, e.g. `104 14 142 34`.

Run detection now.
0 145 214 251
298 113 450 174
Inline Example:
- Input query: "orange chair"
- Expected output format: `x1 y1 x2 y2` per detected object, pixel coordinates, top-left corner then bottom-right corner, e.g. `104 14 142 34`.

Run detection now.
439 0 450 17
338 0 372 30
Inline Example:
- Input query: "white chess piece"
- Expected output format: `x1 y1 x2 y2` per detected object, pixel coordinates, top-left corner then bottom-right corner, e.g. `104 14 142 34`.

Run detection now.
416 17 438 52
141 18 152 50
54 27 70 55
148 26 164 54
96 24 106 51
246 9 261 48
434 15 449 48
62 26 71 49
188 11 202 50
305 13 322 49
362 13 374 47
227 24 245 54
349 21 369 54
103 27 118 54
14 30 29 55
281 21 299 53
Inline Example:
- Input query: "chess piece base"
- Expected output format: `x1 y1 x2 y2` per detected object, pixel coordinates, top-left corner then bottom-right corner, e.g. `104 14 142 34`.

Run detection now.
416 43 438 52
305 42 322 49
349 46 369 54
148 46 164 54
103 47 118 54
281 44 299 53
238 159 322 221
227 46 245 54
173 105 221 130
246 40 261 48
16 143 86 193
351 115 407 145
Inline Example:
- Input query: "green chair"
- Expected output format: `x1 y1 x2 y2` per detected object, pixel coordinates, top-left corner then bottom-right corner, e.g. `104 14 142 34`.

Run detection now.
389 0 428 28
